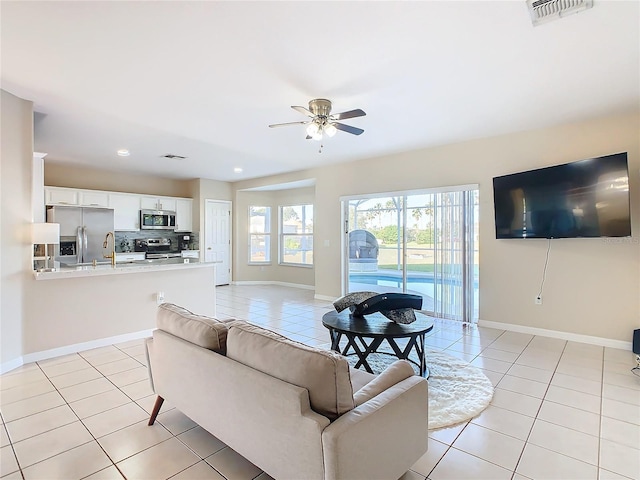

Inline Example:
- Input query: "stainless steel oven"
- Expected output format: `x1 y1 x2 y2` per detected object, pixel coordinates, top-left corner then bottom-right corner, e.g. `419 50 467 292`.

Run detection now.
140 210 176 230
134 238 182 259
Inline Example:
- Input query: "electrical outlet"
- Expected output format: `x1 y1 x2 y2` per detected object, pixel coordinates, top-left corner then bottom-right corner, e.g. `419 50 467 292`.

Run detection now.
535 295 543 305
156 291 165 305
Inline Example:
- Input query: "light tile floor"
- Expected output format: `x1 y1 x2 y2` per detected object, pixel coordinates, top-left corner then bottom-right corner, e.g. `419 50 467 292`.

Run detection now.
1 285 639 480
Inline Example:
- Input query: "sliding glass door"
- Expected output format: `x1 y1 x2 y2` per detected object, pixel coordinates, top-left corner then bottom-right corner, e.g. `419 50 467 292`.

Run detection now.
344 187 479 322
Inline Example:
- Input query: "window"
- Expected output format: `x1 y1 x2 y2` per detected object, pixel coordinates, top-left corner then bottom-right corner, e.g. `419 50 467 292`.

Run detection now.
249 206 271 263
280 205 313 266
344 187 479 322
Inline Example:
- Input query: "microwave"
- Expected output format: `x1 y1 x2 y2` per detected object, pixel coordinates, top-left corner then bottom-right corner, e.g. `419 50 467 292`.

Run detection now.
140 210 176 230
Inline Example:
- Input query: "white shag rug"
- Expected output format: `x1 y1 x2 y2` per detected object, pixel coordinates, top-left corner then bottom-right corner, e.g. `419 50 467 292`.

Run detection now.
345 349 494 430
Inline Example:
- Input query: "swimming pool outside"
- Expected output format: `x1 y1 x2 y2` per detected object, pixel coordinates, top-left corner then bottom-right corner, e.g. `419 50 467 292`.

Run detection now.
348 271 479 320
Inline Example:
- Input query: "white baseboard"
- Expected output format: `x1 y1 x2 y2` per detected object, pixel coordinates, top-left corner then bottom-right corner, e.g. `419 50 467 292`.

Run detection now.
232 280 314 291
0 357 25 376
1 329 155 375
478 319 632 351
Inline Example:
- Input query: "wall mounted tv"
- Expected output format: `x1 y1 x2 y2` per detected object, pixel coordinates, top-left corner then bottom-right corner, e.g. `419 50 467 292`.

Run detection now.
493 152 631 239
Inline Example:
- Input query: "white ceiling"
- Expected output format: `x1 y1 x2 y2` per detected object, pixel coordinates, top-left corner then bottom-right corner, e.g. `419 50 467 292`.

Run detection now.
2 1 638 183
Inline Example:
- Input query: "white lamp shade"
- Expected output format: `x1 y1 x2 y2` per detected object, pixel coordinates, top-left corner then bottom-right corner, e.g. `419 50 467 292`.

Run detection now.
324 123 337 137
306 123 320 136
31 223 60 244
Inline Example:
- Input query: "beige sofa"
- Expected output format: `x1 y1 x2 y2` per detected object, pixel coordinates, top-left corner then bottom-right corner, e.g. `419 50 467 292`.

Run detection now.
146 303 428 480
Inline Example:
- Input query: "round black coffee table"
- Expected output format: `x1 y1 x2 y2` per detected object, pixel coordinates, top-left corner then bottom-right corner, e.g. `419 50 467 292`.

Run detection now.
322 310 434 377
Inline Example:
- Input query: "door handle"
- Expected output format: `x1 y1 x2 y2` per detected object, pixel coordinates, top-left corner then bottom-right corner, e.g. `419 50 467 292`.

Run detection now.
77 227 83 262
207 247 212 250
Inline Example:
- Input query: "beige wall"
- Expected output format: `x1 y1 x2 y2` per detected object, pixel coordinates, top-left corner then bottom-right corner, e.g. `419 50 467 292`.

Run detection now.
23 267 216 354
45 163 193 198
0 90 33 366
234 187 315 287
233 112 640 342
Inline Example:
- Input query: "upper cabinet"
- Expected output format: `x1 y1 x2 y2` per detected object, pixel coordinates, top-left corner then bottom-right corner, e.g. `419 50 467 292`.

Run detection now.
79 191 109 207
109 193 141 231
45 187 108 208
140 196 177 212
175 198 193 232
45 186 195 232
45 187 79 206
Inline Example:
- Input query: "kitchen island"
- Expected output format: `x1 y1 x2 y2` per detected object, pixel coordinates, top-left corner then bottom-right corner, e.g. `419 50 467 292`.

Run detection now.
24 260 219 361
34 257 214 280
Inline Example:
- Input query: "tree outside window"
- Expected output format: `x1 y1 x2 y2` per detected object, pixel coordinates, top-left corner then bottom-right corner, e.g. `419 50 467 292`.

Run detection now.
280 205 313 266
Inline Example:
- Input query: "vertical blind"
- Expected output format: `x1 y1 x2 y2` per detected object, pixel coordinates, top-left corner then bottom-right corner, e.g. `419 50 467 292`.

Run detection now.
431 190 478 322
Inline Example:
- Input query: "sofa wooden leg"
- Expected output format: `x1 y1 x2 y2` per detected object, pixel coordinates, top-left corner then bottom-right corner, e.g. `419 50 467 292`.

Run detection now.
148 396 165 425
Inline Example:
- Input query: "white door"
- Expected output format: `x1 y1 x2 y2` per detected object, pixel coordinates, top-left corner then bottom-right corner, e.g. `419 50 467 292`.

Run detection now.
204 200 231 285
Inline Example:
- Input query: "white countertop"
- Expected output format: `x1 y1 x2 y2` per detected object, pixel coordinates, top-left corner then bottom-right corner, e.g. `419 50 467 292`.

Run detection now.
34 258 219 280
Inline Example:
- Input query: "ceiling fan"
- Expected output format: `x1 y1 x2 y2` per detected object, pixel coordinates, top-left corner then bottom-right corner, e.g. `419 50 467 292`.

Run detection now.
269 99 366 141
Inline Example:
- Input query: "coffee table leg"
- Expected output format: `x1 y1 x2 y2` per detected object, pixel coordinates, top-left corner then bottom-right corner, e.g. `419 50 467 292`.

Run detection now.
387 334 429 378
343 334 385 374
329 329 342 351
417 333 428 378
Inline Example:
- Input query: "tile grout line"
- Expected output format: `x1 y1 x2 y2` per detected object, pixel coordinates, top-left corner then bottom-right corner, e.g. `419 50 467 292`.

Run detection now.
7 343 150 479
509 336 566 477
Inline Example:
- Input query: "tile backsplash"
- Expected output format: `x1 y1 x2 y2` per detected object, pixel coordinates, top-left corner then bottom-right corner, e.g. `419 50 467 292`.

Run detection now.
114 231 199 253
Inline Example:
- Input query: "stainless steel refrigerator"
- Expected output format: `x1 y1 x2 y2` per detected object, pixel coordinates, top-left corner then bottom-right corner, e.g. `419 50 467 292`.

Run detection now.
47 206 115 265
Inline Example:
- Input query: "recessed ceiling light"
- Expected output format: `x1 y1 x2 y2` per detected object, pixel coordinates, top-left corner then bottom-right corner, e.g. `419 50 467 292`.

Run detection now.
234 167 243 173
117 149 130 157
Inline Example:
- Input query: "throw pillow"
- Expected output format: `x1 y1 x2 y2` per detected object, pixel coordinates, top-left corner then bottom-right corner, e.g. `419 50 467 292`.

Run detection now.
353 360 415 406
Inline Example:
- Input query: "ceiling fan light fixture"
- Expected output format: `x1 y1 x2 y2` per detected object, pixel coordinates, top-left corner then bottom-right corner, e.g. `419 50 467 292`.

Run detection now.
324 123 337 137
306 122 320 136
270 98 366 141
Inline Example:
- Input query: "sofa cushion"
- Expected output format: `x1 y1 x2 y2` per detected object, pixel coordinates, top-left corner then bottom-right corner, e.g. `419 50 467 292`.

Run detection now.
157 303 228 353
226 320 355 420
353 360 415 406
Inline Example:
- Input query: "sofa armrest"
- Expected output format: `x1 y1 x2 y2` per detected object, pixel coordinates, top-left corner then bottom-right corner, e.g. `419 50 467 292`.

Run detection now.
353 360 414 406
321 375 428 480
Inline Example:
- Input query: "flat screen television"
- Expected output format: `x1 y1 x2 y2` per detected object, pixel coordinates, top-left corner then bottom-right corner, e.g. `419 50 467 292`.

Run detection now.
493 152 631 239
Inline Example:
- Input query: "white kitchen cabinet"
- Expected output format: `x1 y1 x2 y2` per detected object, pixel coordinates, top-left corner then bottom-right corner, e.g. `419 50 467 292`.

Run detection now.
79 191 109 207
109 193 141 231
140 196 177 212
175 198 193 232
45 187 79 206
46 187 109 208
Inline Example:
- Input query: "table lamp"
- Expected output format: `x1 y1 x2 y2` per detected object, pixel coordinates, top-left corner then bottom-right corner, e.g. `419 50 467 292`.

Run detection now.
31 222 60 271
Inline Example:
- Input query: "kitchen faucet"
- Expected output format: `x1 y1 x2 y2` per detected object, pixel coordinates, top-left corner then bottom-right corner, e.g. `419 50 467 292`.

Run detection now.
103 231 116 266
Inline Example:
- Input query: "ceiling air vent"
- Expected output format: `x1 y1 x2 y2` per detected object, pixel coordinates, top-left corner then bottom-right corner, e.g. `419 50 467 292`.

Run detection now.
161 154 187 160
527 0 593 26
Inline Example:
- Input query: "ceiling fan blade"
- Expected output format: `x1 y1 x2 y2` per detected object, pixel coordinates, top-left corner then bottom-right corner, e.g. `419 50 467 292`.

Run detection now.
291 106 315 118
332 108 366 120
268 121 309 128
334 122 364 135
